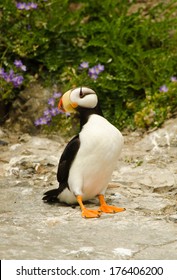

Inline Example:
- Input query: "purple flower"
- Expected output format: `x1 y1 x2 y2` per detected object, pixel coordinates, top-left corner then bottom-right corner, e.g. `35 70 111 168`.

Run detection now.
53 92 62 98
12 75 24 87
39 117 48 125
14 60 23 67
0 69 15 83
43 108 51 116
90 73 98 80
25 3 31 10
14 60 26 71
48 98 55 107
80 61 89 69
159 85 168 93
171 76 177 82
16 2 38 10
50 107 60 116
3 73 11 83
88 67 96 75
16 2 26 10
0 66 24 87
0 68 5 77
0 70 10 82
34 116 51 126
21 65 27 71
34 119 42 126
30 2 38 9
88 67 98 80
87 64 104 79
45 115 52 123
94 64 104 74
9 69 15 80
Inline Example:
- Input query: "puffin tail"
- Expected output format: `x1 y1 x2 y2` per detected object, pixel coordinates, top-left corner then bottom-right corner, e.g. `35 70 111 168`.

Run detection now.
43 188 60 203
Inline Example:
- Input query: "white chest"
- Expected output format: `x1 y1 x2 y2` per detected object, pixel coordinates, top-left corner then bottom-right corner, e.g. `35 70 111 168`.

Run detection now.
68 114 124 200
80 114 123 156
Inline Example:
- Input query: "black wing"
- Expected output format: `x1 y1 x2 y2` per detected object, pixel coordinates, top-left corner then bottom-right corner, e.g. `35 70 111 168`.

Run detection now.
43 135 80 202
57 135 80 183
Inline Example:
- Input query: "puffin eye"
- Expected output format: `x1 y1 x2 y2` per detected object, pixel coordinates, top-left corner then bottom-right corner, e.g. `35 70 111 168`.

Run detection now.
79 88 84 98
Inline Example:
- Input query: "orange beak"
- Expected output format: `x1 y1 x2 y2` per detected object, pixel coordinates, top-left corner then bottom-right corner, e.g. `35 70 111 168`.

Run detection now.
58 97 65 112
58 90 78 113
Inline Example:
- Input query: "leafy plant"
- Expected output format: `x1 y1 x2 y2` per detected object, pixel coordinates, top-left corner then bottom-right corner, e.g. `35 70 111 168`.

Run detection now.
1 0 177 130
134 77 177 128
0 59 26 100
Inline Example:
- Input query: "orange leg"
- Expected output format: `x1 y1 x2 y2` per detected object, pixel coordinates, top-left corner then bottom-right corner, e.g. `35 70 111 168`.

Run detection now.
98 194 126 213
76 195 101 218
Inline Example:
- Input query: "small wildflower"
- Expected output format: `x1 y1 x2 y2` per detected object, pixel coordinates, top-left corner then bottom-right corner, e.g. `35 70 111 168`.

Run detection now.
25 3 31 10
90 73 98 80
9 69 15 80
53 92 62 98
34 91 70 127
88 67 95 75
170 76 177 82
88 67 98 80
21 65 27 71
85 63 105 79
4 73 11 83
0 70 10 82
159 85 168 93
0 68 5 77
16 2 38 10
0 67 24 87
14 60 26 71
37 118 45 126
35 116 51 126
43 108 51 116
12 75 24 87
94 64 104 74
50 107 60 116
45 115 52 123
14 60 23 68
16 2 26 10
34 119 42 126
80 61 89 69
48 98 55 107
30 2 38 9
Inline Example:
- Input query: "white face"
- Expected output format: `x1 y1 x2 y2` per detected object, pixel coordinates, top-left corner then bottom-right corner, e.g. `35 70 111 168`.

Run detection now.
70 87 98 109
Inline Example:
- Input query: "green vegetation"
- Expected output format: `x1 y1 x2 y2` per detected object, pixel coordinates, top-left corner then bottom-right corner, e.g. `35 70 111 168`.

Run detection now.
1 0 177 130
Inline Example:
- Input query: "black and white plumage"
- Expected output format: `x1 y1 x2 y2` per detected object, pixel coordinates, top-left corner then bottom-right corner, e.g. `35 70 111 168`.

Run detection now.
43 87 125 218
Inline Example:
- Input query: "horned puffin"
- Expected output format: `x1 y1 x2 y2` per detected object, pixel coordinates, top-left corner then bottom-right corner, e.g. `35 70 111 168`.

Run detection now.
43 87 125 218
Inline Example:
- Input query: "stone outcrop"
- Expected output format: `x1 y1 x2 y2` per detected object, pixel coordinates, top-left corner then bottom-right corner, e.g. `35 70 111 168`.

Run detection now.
0 117 177 259
4 83 53 133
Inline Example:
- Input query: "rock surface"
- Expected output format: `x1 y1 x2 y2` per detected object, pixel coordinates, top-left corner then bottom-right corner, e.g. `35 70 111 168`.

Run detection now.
0 118 177 260
5 83 55 134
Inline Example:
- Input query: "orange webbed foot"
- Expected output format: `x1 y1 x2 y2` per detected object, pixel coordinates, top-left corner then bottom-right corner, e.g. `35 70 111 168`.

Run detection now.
76 195 101 219
81 208 101 219
99 204 126 213
98 194 126 214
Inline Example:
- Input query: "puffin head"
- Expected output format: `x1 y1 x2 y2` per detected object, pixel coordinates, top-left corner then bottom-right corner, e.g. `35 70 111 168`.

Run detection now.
58 87 98 113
